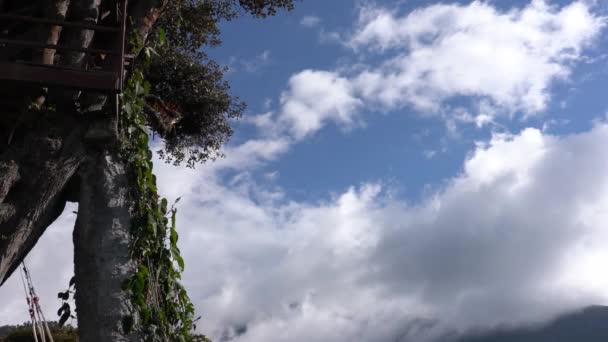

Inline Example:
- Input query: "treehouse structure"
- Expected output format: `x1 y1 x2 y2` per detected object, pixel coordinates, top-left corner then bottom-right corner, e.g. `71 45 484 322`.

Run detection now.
0 0 134 293
0 0 128 94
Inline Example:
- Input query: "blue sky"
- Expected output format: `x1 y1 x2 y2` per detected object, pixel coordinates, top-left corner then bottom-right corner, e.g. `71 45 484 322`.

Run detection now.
212 0 608 202
3 1 608 341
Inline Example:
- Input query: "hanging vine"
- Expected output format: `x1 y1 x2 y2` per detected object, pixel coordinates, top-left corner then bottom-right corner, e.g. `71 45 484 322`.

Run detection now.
118 31 197 340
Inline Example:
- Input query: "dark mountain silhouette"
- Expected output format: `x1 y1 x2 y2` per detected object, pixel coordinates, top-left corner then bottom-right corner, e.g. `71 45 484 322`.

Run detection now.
454 306 608 342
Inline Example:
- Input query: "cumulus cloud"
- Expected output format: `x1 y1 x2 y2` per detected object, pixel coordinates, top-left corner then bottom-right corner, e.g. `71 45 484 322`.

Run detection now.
278 70 363 139
149 121 608 342
348 0 605 113
5 121 608 341
1 3 607 342
250 1 605 140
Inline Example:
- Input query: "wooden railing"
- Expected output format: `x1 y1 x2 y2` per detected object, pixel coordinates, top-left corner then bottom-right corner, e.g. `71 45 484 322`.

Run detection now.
0 0 128 93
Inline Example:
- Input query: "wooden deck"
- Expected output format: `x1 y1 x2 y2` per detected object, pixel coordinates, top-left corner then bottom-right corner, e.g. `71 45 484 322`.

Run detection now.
0 62 121 92
0 0 128 93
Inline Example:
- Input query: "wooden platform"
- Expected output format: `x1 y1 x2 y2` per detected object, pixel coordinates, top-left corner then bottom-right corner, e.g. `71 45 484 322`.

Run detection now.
0 62 121 92
0 0 128 93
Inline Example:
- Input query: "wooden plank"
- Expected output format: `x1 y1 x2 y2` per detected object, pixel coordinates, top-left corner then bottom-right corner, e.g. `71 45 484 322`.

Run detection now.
14 60 97 72
7 5 37 15
0 13 120 32
0 38 119 56
0 62 120 92
116 0 128 91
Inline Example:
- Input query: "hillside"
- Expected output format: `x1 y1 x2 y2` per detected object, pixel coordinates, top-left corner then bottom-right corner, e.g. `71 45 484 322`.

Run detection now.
455 306 608 342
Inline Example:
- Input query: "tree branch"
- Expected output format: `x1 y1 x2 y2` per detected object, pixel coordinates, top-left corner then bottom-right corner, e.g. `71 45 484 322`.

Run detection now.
143 94 182 135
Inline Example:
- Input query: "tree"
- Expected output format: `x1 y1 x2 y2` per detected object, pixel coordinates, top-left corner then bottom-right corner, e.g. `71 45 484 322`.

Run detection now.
0 322 78 342
0 0 297 340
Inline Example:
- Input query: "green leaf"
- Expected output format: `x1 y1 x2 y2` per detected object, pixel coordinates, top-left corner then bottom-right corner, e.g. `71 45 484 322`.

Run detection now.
57 291 70 301
170 225 178 245
137 123 148 134
135 82 144 96
143 80 151 95
160 198 168 214
171 210 177 232
59 312 70 327
159 27 167 45
134 266 148 294
124 103 133 115
175 254 185 272
57 303 70 318
148 212 157 237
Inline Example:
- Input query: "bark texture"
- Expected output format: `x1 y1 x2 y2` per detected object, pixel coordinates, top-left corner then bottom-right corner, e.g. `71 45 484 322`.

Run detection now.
61 0 101 68
74 148 137 342
0 118 87 284
0 0 168 339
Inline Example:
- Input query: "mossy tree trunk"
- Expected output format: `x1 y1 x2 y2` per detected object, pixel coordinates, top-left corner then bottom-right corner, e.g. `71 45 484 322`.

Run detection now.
0 0 167 339
74 147 137 341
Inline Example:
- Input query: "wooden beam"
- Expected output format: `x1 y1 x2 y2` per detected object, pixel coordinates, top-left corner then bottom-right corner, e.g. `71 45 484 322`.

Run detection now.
116 0 127 91
0 13 120 33
0 62 120 92
0 38 120 56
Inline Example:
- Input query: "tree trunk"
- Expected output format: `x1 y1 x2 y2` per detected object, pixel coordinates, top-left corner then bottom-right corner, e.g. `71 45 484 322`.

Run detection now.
0 0 169 338
0 119 87 284
73 147 137 341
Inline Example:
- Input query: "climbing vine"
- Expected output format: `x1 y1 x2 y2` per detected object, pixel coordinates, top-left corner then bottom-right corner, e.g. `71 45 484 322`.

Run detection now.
118 32 197 340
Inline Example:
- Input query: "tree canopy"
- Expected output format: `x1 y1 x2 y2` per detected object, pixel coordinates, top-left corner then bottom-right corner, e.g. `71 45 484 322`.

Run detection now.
144 0 298 166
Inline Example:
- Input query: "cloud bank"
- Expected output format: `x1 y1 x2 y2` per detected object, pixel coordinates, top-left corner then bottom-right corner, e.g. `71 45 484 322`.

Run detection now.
0 2 607 342
5 121 608 341
148 121 608 342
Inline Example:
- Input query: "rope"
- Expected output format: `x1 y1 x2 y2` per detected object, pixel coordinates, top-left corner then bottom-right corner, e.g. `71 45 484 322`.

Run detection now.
20 262 54 342
19 266 39 342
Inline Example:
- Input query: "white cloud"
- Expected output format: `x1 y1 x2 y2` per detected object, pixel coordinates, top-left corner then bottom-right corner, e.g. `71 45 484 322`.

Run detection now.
300 15 321 28
248 70 363 140
278 70 362 139
215 137 291 170
250 1 604 141
5 121 608 341
423 149 437 159
4 113 608 342
149 121 608 342
1 3 607 342
348 0 605 114
228 50 272 74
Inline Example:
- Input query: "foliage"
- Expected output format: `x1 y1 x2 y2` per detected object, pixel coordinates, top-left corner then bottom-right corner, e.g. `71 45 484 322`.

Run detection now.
0 322 78 342
111 0 299 339
147 49 244 167
145 0 298 166
192 334 213 342
236 0 297 17
56 276 76 327
156 0 298 52
119 38 197 340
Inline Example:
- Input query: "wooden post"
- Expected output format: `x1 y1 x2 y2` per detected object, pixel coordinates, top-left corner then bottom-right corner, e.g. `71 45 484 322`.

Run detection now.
117 0 128 92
